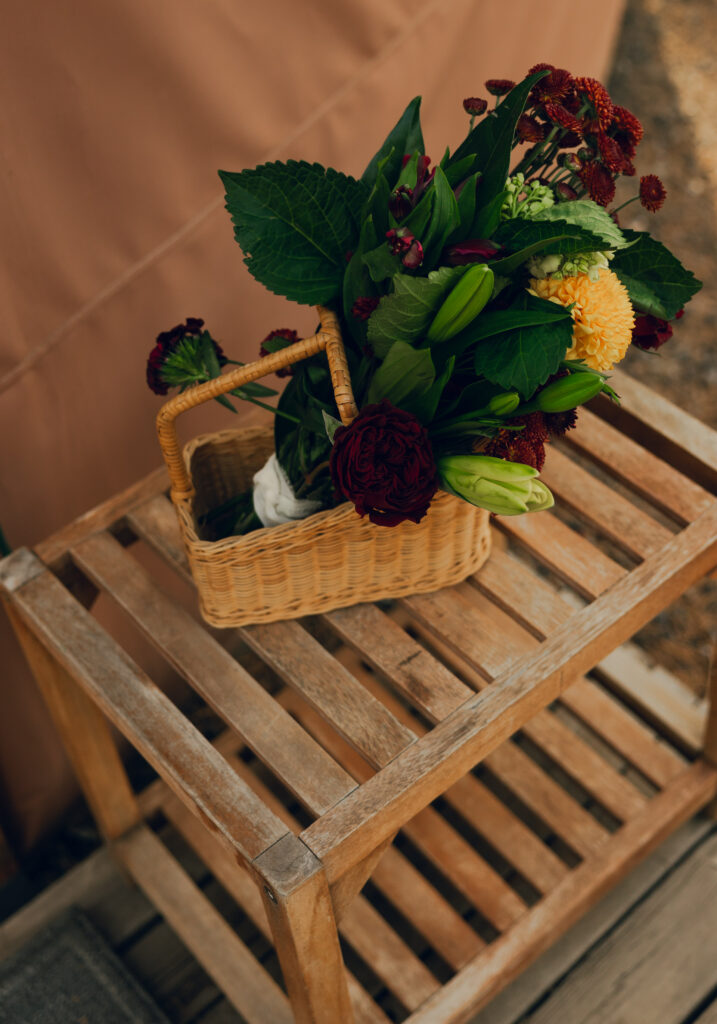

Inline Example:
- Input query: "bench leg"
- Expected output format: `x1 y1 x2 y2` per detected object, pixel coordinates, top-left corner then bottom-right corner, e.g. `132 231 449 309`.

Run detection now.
702 648 717 819
6 604 141 841
255 833 354 1024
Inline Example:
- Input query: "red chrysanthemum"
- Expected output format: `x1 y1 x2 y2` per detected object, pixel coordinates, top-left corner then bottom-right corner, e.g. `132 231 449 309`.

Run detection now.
612 104 644 146
260 328 300 378
575 76 614 129
597 131 627 174
483 413 548 472
544 408 579 437
146 318 226 395
577 162 616 206
330 400 439 526
463 96 488 116
516 114 545 143
531 68 573 103
528 62 555 76
557 130 583 149
544 102 583 134
351 297 380 321
485 78 516 96
631 313 673 350
639 174 667 212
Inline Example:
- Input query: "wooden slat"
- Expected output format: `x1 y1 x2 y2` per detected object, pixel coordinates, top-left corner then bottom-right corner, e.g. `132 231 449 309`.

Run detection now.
2 553 288 865
162 796 390 1024
243 619 415 768
324 603 471 722
567 407 714 525
35 467 169 569
404 761 717 1024
475 540 696 776
71 530 356 817
496 511 626 601
405 585 647 823
333 646 570 893
593 370 717 493
303 504 717 883
523 832 717 1024
540 446 674 561
126 492 191 576
114 826 292 1024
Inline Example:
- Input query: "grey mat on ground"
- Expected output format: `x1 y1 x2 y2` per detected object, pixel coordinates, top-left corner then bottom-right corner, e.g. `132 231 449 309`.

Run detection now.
0 908 169 1023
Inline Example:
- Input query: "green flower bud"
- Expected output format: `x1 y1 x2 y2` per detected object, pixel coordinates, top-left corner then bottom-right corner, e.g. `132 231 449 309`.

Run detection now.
426 264 494 344
438 455 555 516
486 391 521 416
536 373 603 412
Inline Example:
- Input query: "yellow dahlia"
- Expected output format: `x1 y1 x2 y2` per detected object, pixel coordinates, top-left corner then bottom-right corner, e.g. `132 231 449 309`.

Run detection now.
530 268 634 372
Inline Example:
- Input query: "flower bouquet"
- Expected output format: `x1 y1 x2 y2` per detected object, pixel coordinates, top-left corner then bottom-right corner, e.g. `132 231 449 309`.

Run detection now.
150 65 700 627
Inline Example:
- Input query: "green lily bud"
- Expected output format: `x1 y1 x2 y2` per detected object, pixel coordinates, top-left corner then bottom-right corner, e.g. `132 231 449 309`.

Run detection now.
426 264 494 344
486 391 521 417
535 373 603 413
438 455 555 516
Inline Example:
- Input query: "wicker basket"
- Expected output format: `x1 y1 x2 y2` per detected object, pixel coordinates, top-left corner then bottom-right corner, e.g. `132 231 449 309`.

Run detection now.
156 306 491 627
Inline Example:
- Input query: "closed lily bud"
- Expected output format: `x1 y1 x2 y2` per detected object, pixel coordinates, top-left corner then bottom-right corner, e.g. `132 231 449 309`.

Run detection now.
535 373 603 412
487 391 521 416
438 455 555 516
426 264 494 343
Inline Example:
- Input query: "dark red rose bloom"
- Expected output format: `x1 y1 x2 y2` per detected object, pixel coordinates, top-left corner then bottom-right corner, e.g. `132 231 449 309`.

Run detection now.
329 400 439 527
639 174 667 212
485 78 515 96
482 413 548 471
260 328 300 377
351 296 380 321
443 239 501 265
632 313 674 350
463 96 488 116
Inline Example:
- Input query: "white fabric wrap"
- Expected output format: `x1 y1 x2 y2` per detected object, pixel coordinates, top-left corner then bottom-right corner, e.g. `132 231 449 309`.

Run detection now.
252 453 322 528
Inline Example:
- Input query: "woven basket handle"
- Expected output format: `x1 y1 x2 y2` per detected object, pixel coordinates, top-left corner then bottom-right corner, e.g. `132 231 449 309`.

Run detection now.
156 305 358 499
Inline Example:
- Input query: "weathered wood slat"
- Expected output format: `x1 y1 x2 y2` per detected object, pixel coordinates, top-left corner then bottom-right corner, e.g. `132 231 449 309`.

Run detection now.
243 619 415 769
404 761 717 1024
114 826 292 1024
523 831 717 1024
333 648 571 892
566 407 714 525
404 585 647 823
2 552 288 865
495 512 625 601
540 446 674 561
71 530 356 816
303 505 717 882
593 371 717 493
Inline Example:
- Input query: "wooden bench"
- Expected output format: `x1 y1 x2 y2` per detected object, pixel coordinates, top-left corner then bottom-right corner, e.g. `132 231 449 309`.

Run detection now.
2 370 717 1024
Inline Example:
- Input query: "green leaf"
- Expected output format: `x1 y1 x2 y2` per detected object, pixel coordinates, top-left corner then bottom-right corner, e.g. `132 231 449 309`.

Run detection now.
401 356 455 425
491 218 608 275
362 97 424 191
470 188 507 239
422 165 461 265
342 216 379 346
531 200 627 249
473 299 575 399
220 161 368 305
446 172 479 246
611 229 702 319
322 410 342 442
443 154 476 189
402 187 435 240
363 242 402 283
449 71 549 201
367 342 435 405
367 266 467 357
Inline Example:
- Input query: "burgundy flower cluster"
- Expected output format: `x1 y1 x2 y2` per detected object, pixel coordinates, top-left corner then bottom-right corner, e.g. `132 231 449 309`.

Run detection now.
146 318 226 396
478 408 578 470
259 327 300 378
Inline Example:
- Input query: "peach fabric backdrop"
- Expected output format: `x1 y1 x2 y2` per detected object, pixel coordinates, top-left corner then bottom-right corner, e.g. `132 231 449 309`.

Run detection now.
0 0 625 848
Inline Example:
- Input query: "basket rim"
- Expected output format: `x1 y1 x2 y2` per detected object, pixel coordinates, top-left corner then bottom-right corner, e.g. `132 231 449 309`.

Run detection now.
179 424 467 555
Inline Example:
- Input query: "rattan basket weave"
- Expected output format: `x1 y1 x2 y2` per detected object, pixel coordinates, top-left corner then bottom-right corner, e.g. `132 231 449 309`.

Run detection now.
156 306 491 628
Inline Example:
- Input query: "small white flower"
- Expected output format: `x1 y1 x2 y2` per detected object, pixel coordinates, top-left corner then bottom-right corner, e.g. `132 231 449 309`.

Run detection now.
252 453 322 528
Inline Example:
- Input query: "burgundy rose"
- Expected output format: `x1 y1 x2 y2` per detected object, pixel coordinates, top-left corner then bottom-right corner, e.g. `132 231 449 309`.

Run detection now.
329 400 439 526
632 312 679 350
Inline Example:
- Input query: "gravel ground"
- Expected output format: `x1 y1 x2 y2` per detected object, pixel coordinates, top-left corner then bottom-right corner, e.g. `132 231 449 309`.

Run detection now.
607 0 716 695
